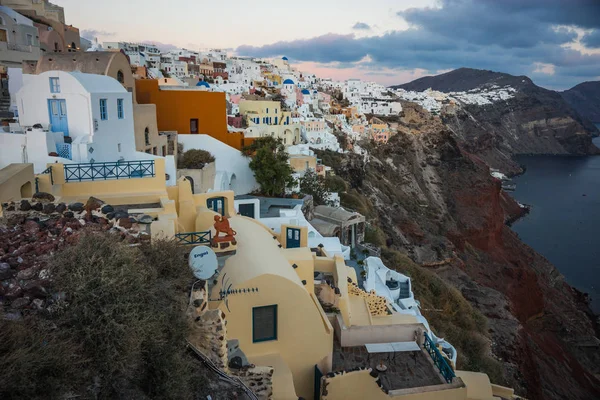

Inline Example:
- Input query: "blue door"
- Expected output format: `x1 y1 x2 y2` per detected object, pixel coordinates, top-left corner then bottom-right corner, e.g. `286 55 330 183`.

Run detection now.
207 197 225 216
286 228 301 248
48 99 69 136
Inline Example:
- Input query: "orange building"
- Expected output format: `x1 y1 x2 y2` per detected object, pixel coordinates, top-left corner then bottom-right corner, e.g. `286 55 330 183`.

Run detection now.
135 79 248 150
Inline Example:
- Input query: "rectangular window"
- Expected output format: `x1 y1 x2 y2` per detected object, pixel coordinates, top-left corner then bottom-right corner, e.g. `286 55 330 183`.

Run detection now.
117 99 124 119
26 34 33 46
117 143 121 152
266 108 269 114
99 99 107 120
49 77 60 93
252 305 277 343
152 147 157 155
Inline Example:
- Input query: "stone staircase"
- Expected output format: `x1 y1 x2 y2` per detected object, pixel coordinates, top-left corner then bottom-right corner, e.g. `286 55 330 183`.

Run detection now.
0 86 14 119
398 281 411 299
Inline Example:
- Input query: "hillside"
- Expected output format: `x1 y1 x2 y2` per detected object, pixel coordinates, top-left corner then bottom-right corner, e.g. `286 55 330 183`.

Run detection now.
392 68 600 174
318 102 600 400
561 81 600 123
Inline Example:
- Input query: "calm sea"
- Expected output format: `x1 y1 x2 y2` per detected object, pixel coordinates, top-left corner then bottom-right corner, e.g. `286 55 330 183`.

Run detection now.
511 129 600 314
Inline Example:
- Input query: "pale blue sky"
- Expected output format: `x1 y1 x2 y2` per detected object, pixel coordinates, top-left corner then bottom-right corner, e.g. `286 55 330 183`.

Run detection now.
54 0 600 89
55 0 435 49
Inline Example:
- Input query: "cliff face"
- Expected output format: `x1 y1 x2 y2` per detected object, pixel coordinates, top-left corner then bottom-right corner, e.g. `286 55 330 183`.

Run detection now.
561 81 600 123
393 68 600 174
322 103 600 400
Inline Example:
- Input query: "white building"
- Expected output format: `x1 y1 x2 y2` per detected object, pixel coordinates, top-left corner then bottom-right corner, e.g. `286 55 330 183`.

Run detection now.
15 71 137 166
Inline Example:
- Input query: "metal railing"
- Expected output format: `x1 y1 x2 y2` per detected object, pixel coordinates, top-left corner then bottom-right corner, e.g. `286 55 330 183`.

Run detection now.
423 332 456 384
41 166 54 185
64 160 155 182
175 231 212 245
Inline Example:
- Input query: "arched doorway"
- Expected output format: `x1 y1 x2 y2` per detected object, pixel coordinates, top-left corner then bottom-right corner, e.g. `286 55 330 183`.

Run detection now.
229 173 237 193
117 70 125 84
185 176 195 193
20 182 32 198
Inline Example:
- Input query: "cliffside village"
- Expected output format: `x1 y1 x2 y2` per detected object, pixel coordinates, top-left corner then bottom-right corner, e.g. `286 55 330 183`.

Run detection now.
0 1 523 399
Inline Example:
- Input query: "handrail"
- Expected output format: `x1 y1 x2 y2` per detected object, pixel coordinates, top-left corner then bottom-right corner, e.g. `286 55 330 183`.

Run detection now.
64 160 155 182
186 341 259 400
40 166 54 185
175 231 212 245
423 332 456 383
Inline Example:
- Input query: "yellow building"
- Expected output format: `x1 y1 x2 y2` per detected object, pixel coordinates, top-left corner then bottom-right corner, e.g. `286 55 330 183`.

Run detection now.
239 100 301 146
0 163 34 204
289 154 317 173
0 160 521 400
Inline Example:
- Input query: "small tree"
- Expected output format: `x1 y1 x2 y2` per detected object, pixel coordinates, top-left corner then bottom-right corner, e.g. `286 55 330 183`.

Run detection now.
299 169 330 205
177 149 215 169
243 137 294 197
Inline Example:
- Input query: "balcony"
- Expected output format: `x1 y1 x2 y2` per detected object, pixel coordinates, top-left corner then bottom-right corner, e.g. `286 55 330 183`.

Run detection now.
63 160 155 182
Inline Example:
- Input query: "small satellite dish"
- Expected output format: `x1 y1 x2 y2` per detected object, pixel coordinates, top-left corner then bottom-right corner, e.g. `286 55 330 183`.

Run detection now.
189 245 218 280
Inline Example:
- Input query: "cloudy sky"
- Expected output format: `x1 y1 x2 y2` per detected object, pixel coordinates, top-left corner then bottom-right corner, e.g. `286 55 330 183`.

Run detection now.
56 0 600 90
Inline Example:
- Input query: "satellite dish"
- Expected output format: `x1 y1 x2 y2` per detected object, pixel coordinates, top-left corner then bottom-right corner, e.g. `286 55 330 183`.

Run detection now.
189 245 218 280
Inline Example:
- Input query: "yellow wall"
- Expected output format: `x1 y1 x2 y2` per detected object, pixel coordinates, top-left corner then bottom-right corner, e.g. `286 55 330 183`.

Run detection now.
134 104 168 155
280 224 308 249
290 155 317 173
49 159 168 205
217 274 333 400
283 247 316 294
322 370 468 400
0 164 35 204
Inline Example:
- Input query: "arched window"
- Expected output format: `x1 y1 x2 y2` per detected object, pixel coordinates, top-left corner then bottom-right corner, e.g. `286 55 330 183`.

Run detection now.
0 16 4 25
117 70 124 84
144 127 150 145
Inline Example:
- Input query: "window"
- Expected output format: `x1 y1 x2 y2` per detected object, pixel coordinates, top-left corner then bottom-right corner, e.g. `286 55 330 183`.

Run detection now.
252 305 277 343
26 34 33 46
266 108 269 114
117 70 124 84
190 118 199 134
117 143 121 152
99 99 107 120
49 77 60 93
152 147 157 155
117 98 124 119
144 127 150 145
162 145 166 156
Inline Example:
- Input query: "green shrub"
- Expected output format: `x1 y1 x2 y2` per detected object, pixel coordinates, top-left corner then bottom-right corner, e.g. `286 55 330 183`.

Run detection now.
0 234 209 399
324 175 347 193
364 225 386 247
177 149 215 169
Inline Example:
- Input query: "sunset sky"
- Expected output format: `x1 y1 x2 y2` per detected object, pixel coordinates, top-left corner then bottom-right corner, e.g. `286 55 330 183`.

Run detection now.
55 0 600 90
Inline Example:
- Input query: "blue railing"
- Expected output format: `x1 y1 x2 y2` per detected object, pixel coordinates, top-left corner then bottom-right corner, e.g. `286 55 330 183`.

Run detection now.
175 231 212 245
56 143 72 160
423 332 455 383
41 166 54 185
64 160 155 182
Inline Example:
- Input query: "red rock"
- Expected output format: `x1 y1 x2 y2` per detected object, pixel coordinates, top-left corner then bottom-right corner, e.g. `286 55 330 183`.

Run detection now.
23 220 40 234
11 297 30 309
4 281 23 299
118 217 133 229
17 266 38 280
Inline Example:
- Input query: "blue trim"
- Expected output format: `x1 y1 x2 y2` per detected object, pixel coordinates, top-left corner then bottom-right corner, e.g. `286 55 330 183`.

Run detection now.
175 231 212 245
423 332 455 383
99 99 108 120
252 304 277 343
49 77 60 93
117 98 124 119
64 160 155 182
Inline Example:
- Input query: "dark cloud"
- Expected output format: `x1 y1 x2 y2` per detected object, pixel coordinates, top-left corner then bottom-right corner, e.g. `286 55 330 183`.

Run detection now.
141 40 179 52
352 22 371 31
80 29 115 39
236 0 600 89
581 30 600 48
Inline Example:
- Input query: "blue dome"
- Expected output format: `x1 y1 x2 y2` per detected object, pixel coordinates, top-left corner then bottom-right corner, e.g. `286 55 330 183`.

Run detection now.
282 56 289 61
301 89 310 95
283 79 295 85
196 81 210 88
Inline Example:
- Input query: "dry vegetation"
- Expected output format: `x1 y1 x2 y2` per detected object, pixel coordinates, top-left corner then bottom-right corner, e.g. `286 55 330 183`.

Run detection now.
0 234 211 399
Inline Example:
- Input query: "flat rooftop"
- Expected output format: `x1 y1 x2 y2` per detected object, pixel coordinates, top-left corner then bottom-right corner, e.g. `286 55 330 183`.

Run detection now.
332 339 445 391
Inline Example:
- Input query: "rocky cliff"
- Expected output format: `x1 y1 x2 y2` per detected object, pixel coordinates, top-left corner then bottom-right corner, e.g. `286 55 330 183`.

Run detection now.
319 102 600 400
392 68 600 174
561 81 600 124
